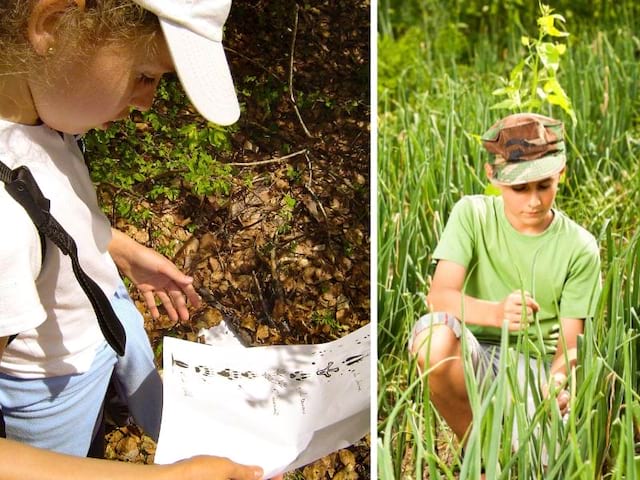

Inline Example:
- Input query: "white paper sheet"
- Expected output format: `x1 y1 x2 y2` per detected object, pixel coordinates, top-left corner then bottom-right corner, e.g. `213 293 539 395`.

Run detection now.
154 324 370 478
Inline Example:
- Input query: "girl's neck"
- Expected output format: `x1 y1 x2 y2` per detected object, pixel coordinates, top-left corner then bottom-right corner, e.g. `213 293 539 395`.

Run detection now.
0 75 40 125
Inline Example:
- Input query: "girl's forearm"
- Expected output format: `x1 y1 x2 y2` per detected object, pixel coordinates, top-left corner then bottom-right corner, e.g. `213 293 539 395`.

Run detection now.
108 228 141 277
0 439 263 480
0 438 168 480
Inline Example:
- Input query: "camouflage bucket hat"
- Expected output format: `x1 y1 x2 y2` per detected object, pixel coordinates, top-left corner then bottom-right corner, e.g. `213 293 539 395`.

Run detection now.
481 113 566 185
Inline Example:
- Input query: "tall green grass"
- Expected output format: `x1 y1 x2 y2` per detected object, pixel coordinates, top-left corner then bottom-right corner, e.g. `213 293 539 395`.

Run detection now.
378 3 640 478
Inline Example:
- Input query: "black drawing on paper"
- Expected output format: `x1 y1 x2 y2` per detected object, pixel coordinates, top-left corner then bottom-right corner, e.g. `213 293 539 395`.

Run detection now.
316 361 340 378
289 371 309 381
343 354 366 366
172 357 189 369
170 338 368 388
216 368 241 380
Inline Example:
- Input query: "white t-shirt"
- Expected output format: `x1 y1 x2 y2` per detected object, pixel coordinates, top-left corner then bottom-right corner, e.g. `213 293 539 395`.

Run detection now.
0 119 121 378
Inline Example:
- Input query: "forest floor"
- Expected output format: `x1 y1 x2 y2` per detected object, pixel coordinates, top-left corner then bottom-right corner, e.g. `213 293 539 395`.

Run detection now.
93 1 371 478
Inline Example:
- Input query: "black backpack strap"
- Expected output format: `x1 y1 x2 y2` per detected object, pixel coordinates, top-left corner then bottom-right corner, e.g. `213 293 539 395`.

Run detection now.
0 161 126 356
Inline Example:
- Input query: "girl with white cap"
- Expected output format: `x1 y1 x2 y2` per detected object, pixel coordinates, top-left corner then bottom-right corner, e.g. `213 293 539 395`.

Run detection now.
0 0 268 478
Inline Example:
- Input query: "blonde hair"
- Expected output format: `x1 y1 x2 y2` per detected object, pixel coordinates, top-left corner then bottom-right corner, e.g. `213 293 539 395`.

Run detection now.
0 0 160 76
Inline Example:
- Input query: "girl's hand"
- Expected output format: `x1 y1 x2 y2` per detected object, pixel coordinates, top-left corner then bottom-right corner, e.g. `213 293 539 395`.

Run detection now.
163 456 264 480
496 290 539 331
109 230 201 321
127 246 201 321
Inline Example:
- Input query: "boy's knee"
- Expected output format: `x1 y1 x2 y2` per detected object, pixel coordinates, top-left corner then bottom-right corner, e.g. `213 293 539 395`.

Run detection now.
410 321 460 373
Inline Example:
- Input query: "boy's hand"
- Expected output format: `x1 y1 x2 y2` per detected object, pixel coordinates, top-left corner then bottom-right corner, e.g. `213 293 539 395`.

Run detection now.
542 372 570 415
497 290 539 331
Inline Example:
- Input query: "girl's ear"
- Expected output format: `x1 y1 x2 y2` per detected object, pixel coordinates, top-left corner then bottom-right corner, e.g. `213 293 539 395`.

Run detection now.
27 0 85 55
484 162 494 179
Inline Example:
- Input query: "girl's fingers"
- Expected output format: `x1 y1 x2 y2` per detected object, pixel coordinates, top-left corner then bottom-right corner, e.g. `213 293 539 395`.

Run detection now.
143 291 160 319
182 283 201 309
157 290 178 321
168 288 189 322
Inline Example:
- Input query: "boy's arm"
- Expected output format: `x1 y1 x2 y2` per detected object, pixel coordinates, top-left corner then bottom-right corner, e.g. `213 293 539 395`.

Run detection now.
549 317 583 376
427 259 538 330
543 317 584 413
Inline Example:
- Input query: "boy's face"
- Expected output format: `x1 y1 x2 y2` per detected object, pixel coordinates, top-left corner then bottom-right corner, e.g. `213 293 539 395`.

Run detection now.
494 172 562 235
29 33 174 135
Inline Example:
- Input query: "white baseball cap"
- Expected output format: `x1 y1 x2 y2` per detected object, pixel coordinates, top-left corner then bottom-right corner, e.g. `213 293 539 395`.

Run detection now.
133 0 240 125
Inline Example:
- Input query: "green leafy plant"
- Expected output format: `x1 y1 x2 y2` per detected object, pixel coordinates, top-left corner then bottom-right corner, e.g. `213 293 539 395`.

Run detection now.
277 194 297 234
286 165 303 185
85 77 234 227
311 309 342 333
491 4 576 123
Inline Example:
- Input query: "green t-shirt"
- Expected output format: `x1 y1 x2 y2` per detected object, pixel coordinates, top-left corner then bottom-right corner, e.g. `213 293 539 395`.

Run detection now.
433 195 601 357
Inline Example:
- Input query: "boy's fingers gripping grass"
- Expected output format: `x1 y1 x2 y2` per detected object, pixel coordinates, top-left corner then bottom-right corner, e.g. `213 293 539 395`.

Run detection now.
498 291 539 331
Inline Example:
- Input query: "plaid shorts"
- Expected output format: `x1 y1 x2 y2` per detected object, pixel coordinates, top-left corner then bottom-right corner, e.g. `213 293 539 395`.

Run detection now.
408 312 550 458
408 312 501 382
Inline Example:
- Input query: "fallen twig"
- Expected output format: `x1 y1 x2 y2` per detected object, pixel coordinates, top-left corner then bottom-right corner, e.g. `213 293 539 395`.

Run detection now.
252 271 276 329
289 4 313 138
303 151 330 226
224 46 283 84
195 286 253 346
227 149 308 167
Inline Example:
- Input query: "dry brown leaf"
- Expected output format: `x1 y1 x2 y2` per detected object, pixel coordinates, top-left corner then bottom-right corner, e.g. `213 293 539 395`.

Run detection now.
256 324 269 340
241 315 256 332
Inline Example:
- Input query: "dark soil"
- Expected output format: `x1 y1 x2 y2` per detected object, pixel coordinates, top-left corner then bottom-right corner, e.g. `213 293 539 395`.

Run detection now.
94 0 370 477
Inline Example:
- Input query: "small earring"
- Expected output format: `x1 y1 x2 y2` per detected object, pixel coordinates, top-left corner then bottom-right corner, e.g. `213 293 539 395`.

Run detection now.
47 46 54 55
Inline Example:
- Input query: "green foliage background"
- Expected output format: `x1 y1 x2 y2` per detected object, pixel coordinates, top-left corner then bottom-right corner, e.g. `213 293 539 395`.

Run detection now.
85 78 233 224
379 1 640 478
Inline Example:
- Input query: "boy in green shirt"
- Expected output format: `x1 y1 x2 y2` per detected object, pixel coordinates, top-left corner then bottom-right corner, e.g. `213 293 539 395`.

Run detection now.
409 113 601 442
